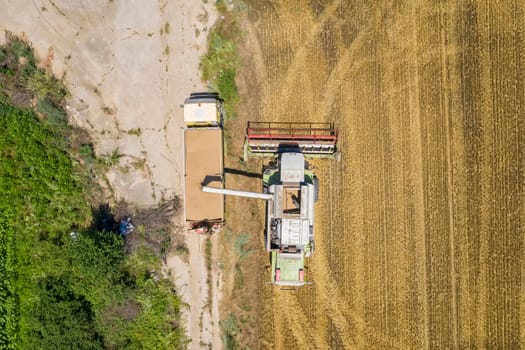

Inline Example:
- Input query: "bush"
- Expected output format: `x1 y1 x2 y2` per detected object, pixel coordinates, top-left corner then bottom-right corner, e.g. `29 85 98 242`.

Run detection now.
200 26 240 118
0 37 186 349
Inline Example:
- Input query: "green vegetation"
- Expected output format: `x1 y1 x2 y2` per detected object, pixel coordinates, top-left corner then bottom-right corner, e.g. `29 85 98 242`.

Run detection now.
97 147 123 169
204 237 213 310
233 233 252 262
205 237 212 272
127 128 142 136
200 5 242 118
220 313 240 350
233 233 253 290
0 36 185 349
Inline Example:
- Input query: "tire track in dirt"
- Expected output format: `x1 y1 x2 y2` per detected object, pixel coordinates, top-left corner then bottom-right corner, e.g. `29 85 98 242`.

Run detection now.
455 2 486 346
477 2 524 347
437 3 459 346
258 0 342 120
277 291 329 350
252 2 359 348
415 3 457 348
407 3 430 348
473 1 493 345
311 194 411 349
316 5 383 124
289 6 383 347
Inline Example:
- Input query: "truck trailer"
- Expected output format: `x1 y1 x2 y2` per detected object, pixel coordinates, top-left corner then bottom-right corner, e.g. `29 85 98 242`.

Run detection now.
183 93 224 233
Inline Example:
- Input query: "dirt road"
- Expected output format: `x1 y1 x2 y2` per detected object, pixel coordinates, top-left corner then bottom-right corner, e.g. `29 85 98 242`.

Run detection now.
1 0 216 206
236 0 524 348
0 1 221 348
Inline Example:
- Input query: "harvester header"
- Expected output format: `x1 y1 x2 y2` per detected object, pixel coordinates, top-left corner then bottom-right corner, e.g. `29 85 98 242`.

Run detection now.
244 121 338 160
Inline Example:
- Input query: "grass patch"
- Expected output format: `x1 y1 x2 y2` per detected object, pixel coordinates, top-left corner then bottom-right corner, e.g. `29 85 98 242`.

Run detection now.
220 313 240 350
131 157 147 171
126 127 142 136
200 5 244 119
0 33 66 109
206 237 212 272
172 231 189 260
175 243 189 256
233 233 252 262
201 4 264 348
25 67 65 102
205 237 213 311
233 263 244 290
97 147 123 168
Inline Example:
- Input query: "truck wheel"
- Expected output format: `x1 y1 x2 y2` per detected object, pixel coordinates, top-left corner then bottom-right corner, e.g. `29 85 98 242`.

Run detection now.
190 92 219 100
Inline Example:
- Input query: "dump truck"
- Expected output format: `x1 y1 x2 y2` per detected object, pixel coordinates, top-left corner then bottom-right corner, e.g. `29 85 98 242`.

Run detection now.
182 92 224 233
203 121 338 287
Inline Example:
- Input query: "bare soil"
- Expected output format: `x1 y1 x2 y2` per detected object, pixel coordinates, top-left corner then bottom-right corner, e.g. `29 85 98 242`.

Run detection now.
232 0 525 348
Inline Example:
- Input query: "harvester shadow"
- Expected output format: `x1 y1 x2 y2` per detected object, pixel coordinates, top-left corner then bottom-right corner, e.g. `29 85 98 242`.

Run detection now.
224 167 262 179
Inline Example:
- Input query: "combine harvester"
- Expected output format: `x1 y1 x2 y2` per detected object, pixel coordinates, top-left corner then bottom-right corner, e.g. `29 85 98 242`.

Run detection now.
182 93 338 286
247 122 337 286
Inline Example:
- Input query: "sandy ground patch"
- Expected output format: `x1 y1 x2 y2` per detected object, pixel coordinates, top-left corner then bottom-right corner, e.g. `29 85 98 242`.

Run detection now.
165 232 222 348
1 1 222 348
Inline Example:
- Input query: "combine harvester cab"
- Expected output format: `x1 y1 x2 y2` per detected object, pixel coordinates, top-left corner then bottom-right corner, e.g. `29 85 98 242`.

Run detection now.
182 92 225 233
